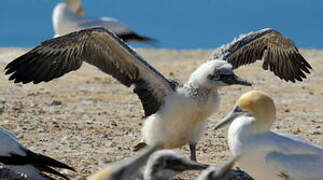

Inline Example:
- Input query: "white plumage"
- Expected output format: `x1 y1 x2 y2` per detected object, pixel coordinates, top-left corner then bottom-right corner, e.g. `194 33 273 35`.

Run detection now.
214 90 323 180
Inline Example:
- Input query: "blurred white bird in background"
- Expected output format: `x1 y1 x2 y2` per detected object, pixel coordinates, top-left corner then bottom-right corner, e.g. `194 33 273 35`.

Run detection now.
52 0 154 42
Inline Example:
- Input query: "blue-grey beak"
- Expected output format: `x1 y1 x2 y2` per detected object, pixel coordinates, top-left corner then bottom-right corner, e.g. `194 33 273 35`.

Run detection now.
214 106 249 130
220 74 252 86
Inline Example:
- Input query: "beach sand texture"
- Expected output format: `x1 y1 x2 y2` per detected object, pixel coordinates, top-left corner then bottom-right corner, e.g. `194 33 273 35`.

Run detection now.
0 48 322 179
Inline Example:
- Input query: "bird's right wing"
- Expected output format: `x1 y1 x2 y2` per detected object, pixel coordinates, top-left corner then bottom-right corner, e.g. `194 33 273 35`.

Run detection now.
5 27 174 117
209 28 312 82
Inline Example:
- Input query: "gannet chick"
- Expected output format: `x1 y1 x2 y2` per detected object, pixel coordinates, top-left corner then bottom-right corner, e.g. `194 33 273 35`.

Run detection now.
214 90 323 180
5 28 312 161
144 150 208 180
0 128 75 180
88 143 162 180
198 156 253 180
53 0 153 42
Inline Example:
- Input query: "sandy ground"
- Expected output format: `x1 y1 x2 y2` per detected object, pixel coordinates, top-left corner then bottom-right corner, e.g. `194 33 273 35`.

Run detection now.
0 48 322 179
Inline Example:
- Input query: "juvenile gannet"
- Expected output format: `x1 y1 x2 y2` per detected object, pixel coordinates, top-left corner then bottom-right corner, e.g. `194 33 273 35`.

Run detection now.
0 128 75 180
214 90 323 180
144 150 208 180
5 27 312 161
53 0 153 42
198 156 253 180
88 143 162 180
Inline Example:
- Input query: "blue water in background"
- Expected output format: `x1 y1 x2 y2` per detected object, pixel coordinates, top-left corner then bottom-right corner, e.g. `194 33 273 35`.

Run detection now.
0 0 322 49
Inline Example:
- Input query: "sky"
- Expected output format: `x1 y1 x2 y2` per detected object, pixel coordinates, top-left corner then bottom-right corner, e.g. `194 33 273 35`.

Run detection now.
0 0 322 49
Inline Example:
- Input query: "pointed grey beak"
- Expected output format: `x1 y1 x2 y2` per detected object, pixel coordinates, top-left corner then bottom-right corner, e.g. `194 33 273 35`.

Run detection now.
214 106 248 130
220 74 252 86
114 143 162 178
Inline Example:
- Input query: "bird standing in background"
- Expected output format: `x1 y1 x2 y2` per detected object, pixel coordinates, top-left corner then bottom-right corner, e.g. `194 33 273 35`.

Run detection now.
0 128 75 180
214 90 323 180
52 0 154 42
5 27 312 161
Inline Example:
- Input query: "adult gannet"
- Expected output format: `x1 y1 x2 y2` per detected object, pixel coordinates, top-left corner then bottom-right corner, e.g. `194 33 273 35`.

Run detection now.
53 0 153 42
0 128 75 180
198 156 253 180
88 143 162 180
4 27 312 161
214 90 323 180
144 150 208 180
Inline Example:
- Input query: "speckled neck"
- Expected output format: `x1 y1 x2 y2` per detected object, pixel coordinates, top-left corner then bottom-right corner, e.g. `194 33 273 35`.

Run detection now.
184 83 214 101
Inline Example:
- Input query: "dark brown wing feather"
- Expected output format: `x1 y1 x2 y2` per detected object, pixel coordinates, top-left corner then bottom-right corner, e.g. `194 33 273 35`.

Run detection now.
5 27 174 116
209 28 312 82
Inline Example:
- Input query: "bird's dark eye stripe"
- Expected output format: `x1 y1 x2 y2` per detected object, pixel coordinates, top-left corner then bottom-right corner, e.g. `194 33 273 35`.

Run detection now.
234 106 244 112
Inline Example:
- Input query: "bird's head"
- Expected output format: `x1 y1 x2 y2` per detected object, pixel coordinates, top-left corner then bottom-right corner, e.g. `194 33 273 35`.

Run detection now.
188 60 251 89
215 90 276 132
65 0 84 16
145 150 208 179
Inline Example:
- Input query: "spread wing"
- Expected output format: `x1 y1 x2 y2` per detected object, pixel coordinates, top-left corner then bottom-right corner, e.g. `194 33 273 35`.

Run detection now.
5 27 174 117
209 28 312 82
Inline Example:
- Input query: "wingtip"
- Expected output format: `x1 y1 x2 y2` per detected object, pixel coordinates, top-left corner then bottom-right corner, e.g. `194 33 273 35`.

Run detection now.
118 32 156 43
28 150 76 172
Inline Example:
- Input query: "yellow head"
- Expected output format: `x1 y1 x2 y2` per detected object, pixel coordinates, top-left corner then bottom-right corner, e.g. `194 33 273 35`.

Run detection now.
214 90 276 132
237 90 276 125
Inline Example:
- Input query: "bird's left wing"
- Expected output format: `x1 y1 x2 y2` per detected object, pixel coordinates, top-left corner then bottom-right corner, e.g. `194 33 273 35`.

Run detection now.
209 28 312 82
5 27 173 117
266 152 323 179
